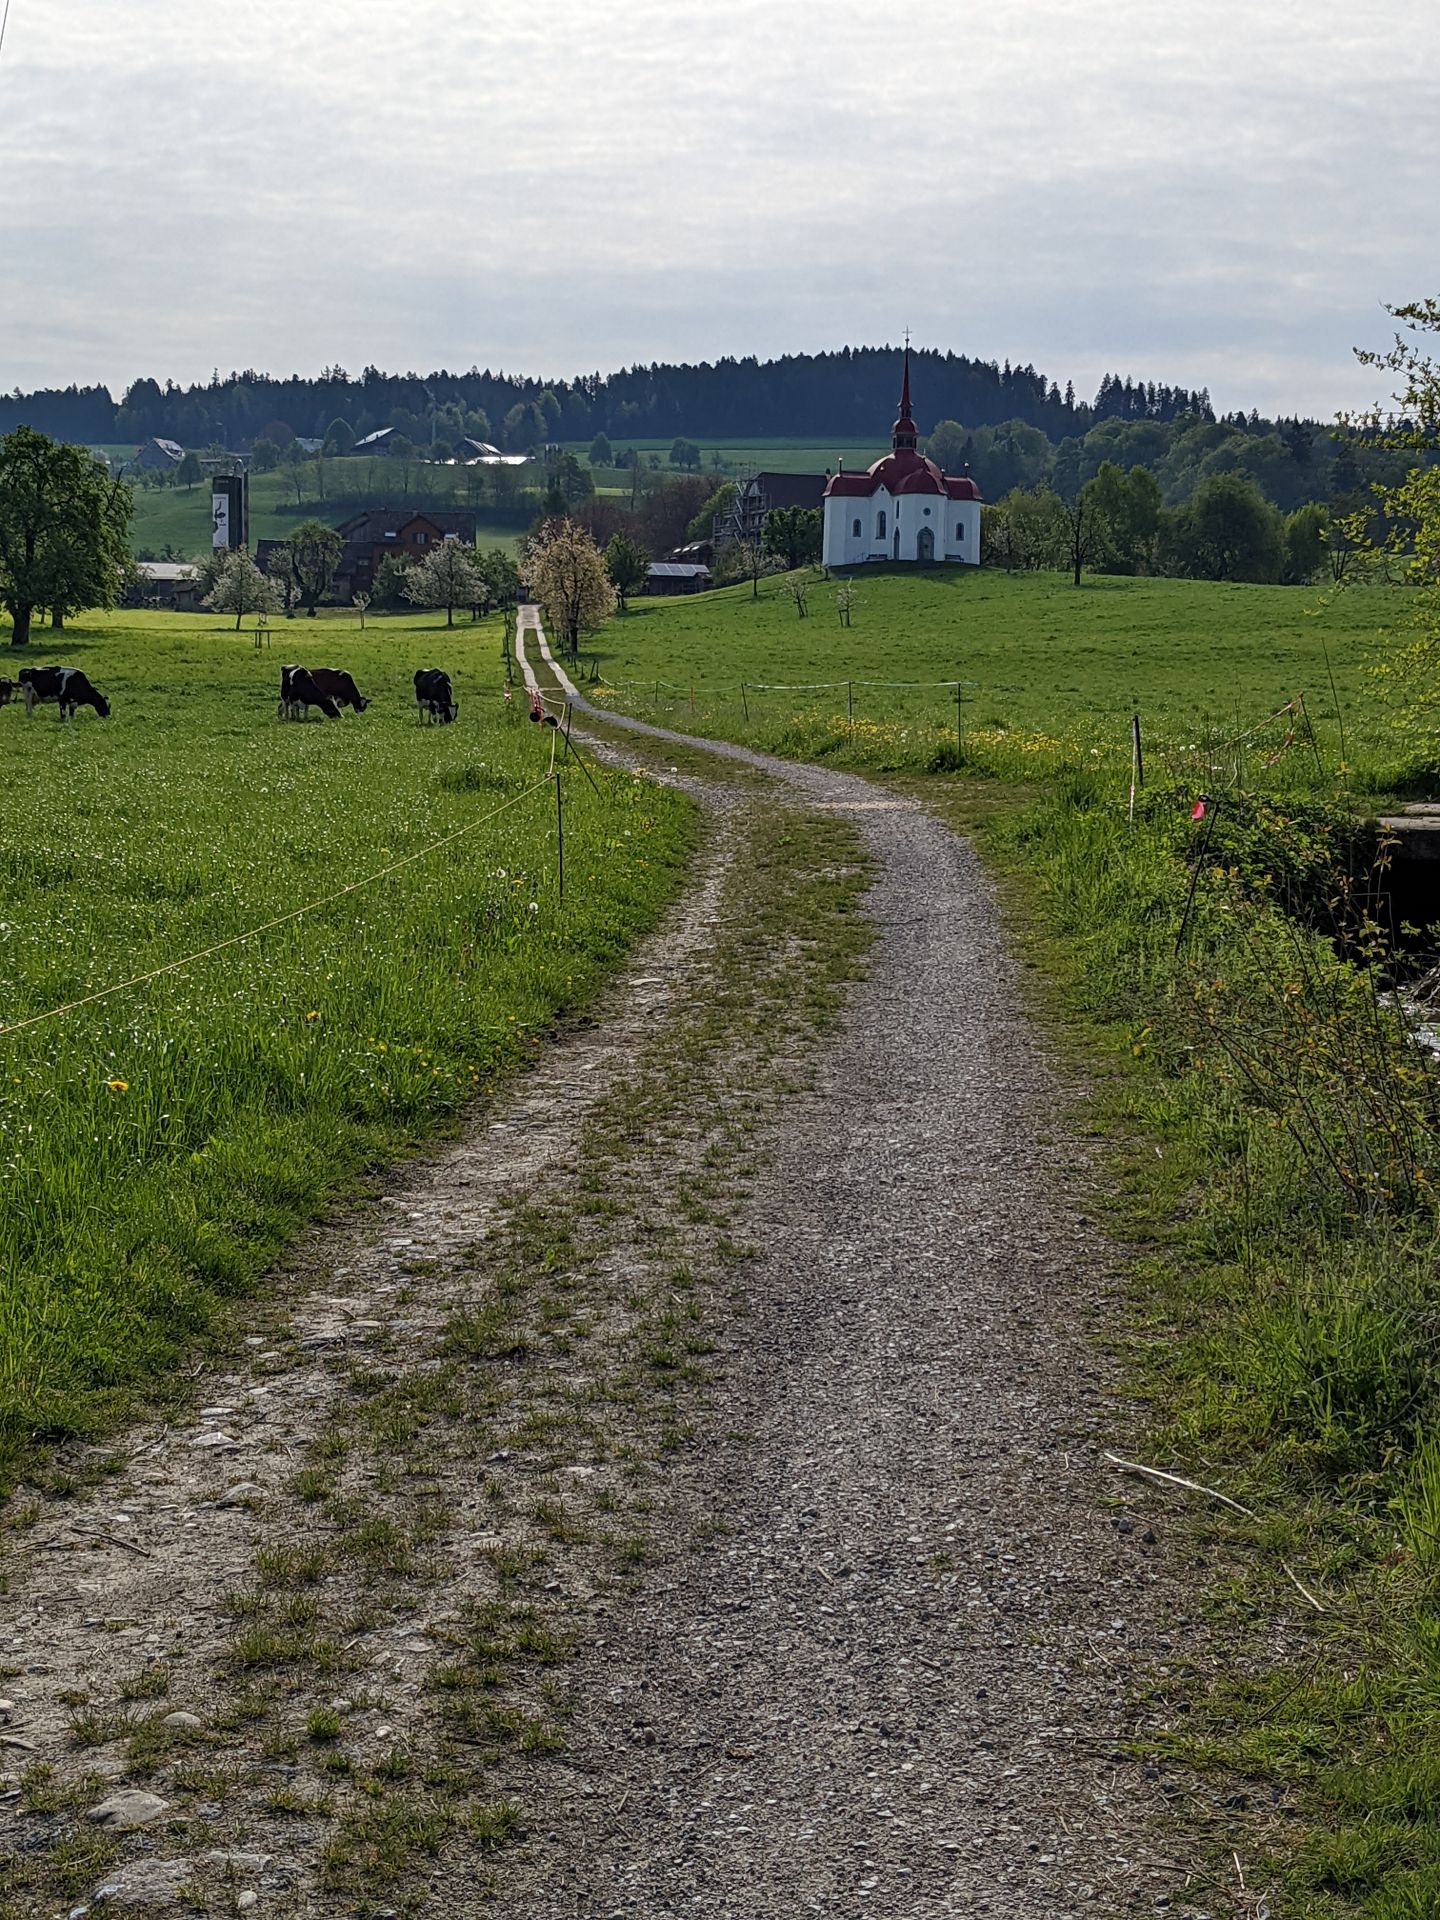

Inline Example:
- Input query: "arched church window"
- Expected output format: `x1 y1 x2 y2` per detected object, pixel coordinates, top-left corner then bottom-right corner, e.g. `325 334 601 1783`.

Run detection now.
875 510 886 540
852 518 861 538
956 523 965 541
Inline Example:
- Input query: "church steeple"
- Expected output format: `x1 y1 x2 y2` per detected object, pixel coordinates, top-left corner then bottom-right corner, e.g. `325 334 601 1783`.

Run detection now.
891 337 918 454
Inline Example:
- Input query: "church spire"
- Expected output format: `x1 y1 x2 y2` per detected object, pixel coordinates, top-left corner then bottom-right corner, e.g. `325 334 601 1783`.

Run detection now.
891 333 918 454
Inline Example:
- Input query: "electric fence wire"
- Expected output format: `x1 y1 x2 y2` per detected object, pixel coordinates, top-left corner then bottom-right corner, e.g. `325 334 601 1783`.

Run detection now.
0 0 12 67
0 773 556 1041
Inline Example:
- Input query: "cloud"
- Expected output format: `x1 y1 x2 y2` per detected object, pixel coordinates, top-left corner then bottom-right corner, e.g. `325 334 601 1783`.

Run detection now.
0 0 1434 416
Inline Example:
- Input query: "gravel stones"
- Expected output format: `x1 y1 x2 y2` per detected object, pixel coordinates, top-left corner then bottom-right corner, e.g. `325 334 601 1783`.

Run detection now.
91 1857 192 1904
86 1788 171 1831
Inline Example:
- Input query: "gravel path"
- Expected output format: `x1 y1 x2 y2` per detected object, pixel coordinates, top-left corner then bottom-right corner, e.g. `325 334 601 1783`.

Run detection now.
480 621 1185 1917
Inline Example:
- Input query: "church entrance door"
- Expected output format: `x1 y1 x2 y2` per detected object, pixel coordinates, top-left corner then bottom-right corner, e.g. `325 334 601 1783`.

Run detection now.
893 528 900 559
916 526 935 562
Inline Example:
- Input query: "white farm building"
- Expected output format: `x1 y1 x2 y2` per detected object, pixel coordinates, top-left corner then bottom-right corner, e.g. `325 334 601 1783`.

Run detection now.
821 350 982 569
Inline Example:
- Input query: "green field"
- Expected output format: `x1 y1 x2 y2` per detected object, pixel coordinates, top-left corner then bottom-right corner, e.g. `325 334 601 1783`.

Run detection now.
590 567 1417 793
0 609 695 1487
578 437 884 481
128 459 528 558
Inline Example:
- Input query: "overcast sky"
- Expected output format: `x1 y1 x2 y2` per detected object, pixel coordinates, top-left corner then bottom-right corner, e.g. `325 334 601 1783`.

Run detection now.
1 0 1434 419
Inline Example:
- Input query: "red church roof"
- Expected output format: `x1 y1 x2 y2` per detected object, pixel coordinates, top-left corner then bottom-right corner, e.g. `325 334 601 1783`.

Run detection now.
823 347 983 503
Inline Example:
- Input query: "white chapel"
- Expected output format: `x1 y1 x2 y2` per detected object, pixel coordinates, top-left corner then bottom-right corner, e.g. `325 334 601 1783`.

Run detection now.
821 349 983 569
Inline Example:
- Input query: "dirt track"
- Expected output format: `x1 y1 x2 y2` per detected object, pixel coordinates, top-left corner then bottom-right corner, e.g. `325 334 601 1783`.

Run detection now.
475 620 1185 1916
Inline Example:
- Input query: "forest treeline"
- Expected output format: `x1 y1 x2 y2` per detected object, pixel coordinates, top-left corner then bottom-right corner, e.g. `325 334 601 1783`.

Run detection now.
1 346 1211 454
4 345 1404 521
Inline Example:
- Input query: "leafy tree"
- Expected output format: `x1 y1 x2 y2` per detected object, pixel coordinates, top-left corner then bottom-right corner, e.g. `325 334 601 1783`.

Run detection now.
670 437 701 470
404 539 484 626
982 486 1065 571
1054 479 1115 586
547 451 594 505
372 551 414 609
763 506 822 571
502 403 543 454
205 548 280 630
0 427 134 646
525 517 615 659
604 533 650 610
476 546 521 609
176 450 203 491
249 435 281 473
1084 461 1162 573
1281 503 1329 585
588 431 613 466
284 518 343 614
639 475 717 556
1342 300 1440 731
925 420 969 470
1164 473 1284 582
688 481 735 542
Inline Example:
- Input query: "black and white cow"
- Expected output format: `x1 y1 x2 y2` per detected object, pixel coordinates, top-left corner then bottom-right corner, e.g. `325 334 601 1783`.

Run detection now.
277 664 340 720
19 666 111 720
277 664 370 720
0 677 15 707
414 668 457 724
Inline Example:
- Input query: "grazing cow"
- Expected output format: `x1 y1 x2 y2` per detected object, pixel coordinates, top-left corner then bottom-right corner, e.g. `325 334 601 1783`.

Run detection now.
18 666 111 720
277 664 342 721
0 677 15 707
307 667 368 714
414 668 458 725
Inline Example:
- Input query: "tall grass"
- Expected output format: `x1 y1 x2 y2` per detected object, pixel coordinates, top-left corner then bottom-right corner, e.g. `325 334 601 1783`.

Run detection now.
0 611 696 1488
980 779 1440 1914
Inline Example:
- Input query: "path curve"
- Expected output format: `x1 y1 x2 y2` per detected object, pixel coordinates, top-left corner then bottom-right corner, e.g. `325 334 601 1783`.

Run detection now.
471 617 1180 1917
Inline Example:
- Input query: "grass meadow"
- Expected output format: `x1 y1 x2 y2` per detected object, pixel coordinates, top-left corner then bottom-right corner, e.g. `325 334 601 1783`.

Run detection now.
0 608 695 1489
591 567 1420 796
579 437 884 481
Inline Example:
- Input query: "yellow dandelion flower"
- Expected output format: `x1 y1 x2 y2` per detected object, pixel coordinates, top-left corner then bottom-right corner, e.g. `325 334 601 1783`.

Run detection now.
106 1078 129 1093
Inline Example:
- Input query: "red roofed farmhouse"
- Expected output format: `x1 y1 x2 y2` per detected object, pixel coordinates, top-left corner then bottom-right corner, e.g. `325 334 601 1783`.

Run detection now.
821 347 982 568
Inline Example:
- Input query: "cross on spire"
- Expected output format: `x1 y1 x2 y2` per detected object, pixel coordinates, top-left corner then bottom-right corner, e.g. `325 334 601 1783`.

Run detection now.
893 332 917 452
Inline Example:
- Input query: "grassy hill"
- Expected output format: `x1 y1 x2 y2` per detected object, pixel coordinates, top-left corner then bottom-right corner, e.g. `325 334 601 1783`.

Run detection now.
586 566 1410 795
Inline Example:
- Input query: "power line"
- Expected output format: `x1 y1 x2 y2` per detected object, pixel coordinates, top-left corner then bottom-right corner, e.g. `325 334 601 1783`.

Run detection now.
0 1 12 65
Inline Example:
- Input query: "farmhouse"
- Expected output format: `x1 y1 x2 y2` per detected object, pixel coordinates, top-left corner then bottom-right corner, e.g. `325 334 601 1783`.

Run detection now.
335 509 476 596
252 510 477 603
645 561 711 596
821 349 982 568
127 560 204 612
130 437 185 472
350 427 408 456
